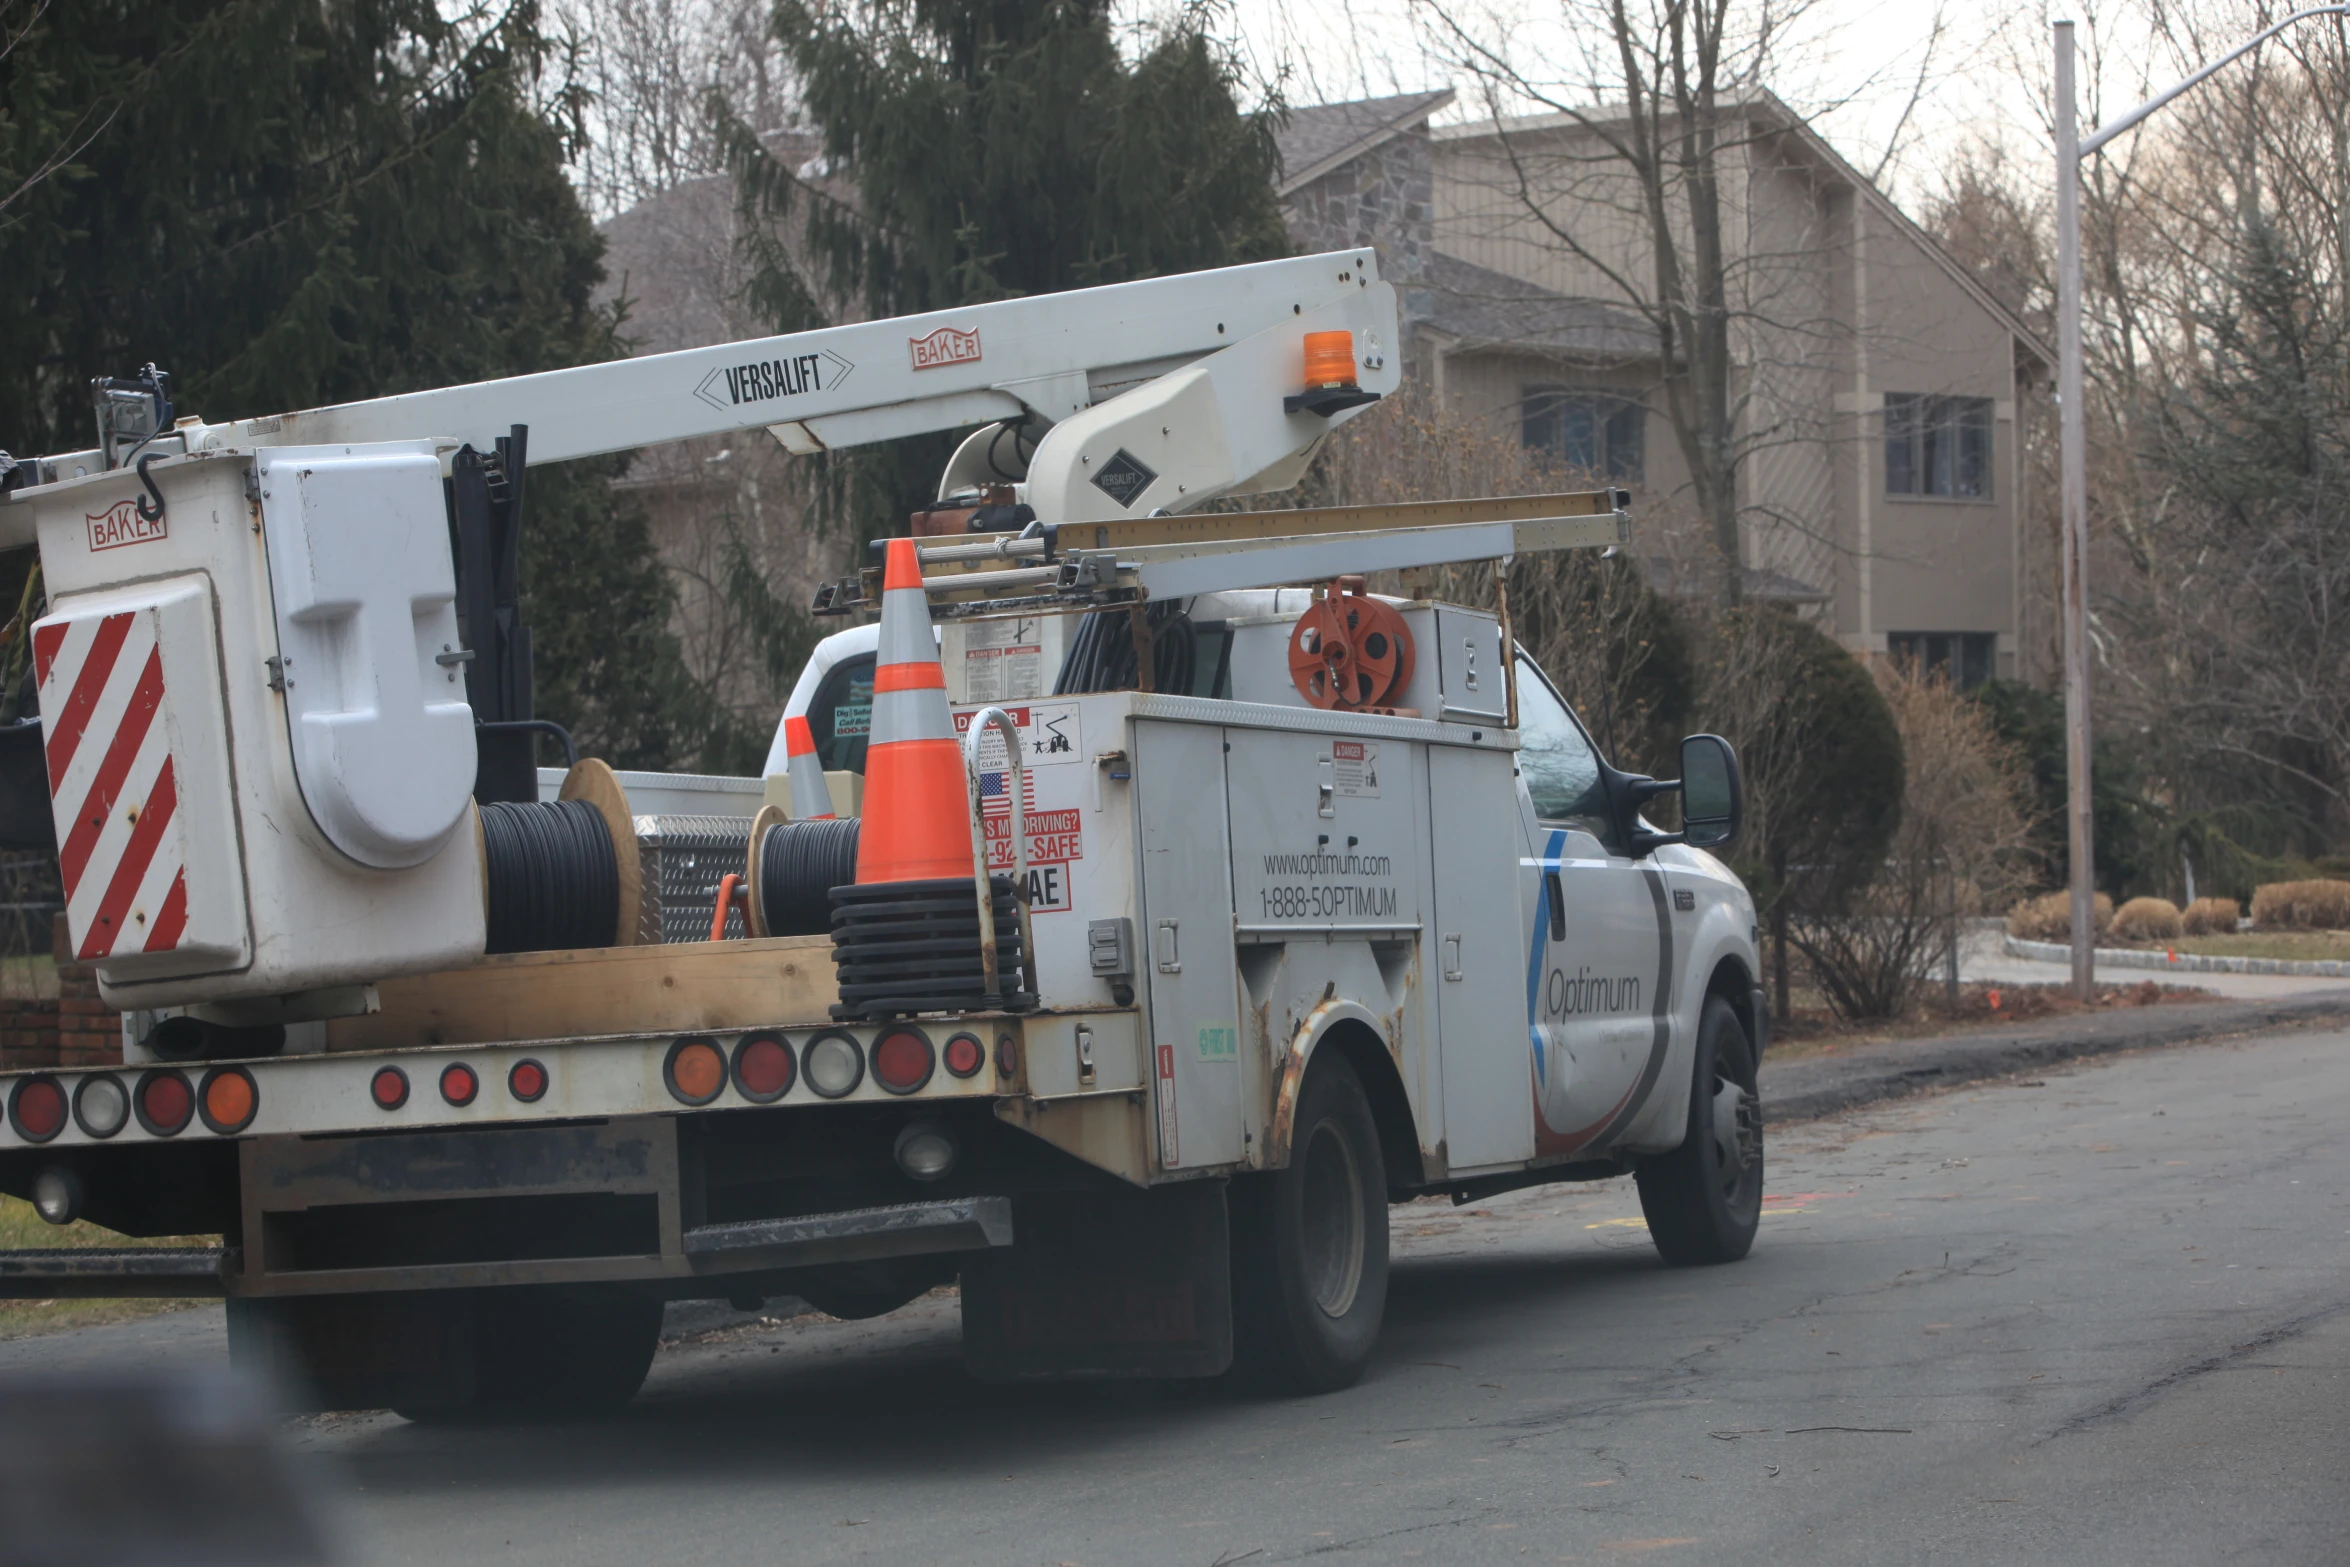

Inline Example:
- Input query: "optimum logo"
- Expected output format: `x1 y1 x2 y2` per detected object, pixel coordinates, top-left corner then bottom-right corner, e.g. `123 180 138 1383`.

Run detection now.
693 349 856 411
1088 449 1156 509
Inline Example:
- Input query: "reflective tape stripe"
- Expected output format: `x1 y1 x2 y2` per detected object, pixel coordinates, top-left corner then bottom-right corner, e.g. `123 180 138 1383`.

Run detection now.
869 684 955 747
876 586 938 667
873 661 945 692
786 748 834 819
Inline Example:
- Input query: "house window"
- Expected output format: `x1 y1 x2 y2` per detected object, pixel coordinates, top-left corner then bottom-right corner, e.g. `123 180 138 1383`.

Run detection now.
1523 388 1644 482
1885 394 1993 498
1889 631 1995 689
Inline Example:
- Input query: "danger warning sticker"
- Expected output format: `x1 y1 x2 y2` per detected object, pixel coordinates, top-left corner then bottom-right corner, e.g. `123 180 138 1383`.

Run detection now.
954 702 1083 767
1155 1042 1180 1166
1331 739 1381 798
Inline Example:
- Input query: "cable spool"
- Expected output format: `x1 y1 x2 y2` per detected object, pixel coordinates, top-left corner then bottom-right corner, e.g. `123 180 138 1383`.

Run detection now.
479 798 619 954
827 876 1033 1020
752 816 863 937
468 758 638 956
1289 578 1415 710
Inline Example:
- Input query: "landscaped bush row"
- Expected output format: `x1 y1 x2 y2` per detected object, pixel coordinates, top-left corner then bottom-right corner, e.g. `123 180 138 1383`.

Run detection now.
2006 890 2112 941
2248 879 2350 930
2182 896 2240 935
2110 896 2182 941
2005 882 2350 939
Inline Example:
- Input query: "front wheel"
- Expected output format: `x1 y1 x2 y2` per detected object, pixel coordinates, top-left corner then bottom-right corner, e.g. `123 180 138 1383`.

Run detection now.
1635 994 1762 1265
1229 1052 1389 1392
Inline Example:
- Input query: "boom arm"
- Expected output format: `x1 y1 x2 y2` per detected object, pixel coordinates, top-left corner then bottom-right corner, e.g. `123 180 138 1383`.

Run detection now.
13 252 1398 527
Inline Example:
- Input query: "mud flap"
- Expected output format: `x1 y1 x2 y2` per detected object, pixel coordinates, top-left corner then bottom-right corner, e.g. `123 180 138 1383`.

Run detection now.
960 1180 1231 1378
226 1290 475 1413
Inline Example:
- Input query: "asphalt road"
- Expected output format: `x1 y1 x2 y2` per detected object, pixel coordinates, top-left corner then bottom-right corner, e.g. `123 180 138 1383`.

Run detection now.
11 1022 2350 1565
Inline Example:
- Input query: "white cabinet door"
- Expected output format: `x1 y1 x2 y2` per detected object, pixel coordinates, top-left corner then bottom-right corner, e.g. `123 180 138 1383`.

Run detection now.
1134 720 1245 1169
1429 743 1535 1171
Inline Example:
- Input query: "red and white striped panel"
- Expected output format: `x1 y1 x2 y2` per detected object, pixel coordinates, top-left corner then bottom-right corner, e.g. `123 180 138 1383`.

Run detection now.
32 610 189 961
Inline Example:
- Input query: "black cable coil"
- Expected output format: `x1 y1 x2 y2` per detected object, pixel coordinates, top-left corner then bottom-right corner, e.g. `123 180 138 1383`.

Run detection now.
479 798 619 955
756 818 862 936
1053 601 1195 696
828 875 1035 1020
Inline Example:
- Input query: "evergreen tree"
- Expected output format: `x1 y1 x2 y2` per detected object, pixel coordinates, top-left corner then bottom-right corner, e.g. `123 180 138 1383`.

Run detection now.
0 0 701 767
721 0 1289 535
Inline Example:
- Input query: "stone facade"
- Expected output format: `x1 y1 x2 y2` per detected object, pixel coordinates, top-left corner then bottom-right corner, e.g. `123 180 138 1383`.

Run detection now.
1285 128 1439 337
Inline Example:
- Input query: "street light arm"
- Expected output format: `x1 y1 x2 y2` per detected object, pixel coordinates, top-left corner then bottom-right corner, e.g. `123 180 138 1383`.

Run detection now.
2079 5 2350 156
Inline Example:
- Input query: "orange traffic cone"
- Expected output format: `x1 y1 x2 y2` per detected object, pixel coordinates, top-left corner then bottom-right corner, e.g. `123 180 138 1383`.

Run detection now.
853 538 971 884
782 715 835 820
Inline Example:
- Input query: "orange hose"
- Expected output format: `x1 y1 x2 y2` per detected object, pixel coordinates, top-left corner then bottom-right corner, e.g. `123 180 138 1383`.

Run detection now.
710 873 743 941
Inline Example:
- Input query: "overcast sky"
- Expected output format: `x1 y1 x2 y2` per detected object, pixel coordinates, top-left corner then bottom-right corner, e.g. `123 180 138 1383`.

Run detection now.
1141 0 2218 210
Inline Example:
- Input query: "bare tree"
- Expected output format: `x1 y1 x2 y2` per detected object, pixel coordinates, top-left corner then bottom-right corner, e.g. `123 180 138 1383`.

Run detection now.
1410 0 1948 606
1939 0 2350 875
559 0 793 220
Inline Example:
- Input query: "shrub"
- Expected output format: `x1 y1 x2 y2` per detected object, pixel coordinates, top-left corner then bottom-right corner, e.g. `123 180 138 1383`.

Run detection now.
2181 896 2241 935
2110 896 2183 942
1790 668 2031 1021
2006 890 2113 942
2250 879 2350 930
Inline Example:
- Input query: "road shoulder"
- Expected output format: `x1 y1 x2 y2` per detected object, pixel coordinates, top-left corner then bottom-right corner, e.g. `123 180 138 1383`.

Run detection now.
1762 991 2350 1123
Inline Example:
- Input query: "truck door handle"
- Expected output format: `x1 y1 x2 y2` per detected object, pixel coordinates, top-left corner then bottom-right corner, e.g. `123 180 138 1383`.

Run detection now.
1155 919 1181 974
1317 759 1335 819
1442 933 1463 981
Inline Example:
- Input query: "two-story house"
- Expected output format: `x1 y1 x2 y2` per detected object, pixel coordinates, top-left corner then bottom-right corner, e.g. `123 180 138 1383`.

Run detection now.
1279 90 2054 684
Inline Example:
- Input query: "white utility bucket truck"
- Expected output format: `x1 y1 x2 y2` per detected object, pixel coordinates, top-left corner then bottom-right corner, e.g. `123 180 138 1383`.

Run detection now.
0 251 1763 1411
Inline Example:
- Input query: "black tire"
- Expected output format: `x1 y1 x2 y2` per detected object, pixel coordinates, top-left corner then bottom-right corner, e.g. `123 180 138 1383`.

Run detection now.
1230 1052 1389 1393
404 1285 662 1421
1635 994 1763 1265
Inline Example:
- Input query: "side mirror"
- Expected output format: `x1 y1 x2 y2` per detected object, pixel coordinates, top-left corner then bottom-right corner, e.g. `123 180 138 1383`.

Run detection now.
1677 733 1742 850
1599 734 1745 858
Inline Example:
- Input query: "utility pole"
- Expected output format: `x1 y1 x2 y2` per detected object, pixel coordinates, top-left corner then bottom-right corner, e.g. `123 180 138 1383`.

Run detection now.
2054 22 2093 1001
2050 6 2349 1000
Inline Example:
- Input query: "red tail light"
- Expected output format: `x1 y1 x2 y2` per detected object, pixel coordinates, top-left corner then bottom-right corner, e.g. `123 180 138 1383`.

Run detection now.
10 1076 66 1142
872 1027 934 1095
136 1069 194 1136
942 1032 985 1079
370 1066 409 1111
440 1063 478 1107
508 1059 548 1102
732 1032 794 1102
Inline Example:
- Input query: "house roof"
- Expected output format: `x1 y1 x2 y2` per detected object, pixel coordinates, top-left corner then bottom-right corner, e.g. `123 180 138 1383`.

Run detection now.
1431 93 2055 370
1275 89 1456 197
1420 250 1652 360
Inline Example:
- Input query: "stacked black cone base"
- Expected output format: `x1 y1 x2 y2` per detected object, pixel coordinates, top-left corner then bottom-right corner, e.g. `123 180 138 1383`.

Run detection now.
828 875 1037 1020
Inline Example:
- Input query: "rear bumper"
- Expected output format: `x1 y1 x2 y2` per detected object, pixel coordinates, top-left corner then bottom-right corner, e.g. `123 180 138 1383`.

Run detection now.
0 1246 226 1299
0 1195 1014 1300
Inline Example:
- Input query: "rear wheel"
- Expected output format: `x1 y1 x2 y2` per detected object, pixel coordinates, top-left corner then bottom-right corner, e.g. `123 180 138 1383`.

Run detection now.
1230 1053 1389 1392
1635 994 1762 1264
394 1284 662 1422
458 1284 663 1418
